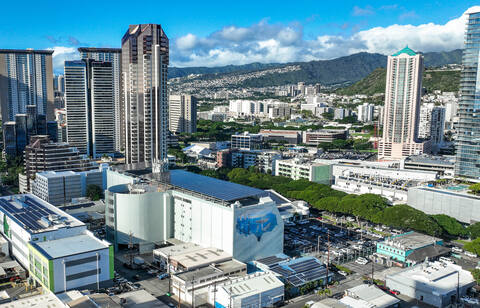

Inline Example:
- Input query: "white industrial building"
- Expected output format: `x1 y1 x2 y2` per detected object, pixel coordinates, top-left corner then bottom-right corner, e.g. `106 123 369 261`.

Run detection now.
31 165 106 205
211 271 284 308
0 194 113 293
106 168 284 262
386 261 475 307
275 158 331 185
331 163 437 203
171 259 247 306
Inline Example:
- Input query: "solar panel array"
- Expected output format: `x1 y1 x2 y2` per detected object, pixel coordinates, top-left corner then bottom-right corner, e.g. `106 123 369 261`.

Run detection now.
169 170 268 202
0 196 57 232
257 255 289 267
270 258 328 287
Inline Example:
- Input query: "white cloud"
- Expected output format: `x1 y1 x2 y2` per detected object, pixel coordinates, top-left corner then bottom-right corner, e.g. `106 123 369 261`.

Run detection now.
352 5 375 16
171 6 477 67
47 46 79 74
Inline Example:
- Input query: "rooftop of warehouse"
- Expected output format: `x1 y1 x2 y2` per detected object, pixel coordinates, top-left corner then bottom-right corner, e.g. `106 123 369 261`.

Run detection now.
174 259 246 282
404 155 455 166
30 233 110 259
220 272 284 299
346 284 400 307
380 231 441 251
168 169 268 202
0 194 84 234
170 247 232 269
387 261 475 294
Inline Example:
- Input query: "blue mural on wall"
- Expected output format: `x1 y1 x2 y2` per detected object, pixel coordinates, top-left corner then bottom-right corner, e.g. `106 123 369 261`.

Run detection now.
236 208 278 241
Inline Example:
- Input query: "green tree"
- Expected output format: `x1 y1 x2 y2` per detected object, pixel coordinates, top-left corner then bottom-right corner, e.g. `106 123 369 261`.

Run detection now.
469 183 480 195
431 214 468 237
86 184 103 201
469 222 480 239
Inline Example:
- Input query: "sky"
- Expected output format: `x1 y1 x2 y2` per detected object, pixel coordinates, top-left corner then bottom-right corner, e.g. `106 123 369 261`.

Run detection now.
1 0 480 73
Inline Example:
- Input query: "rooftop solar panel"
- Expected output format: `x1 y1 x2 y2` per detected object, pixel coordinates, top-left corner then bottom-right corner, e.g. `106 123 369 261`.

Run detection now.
169 170 267 202
257 255 288 266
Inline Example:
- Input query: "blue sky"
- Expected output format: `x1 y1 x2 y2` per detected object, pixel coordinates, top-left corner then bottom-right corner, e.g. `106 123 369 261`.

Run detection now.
1 0 479 71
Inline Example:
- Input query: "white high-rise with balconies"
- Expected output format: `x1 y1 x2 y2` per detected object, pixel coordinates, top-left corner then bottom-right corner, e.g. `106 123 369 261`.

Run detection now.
0 49 54 122
378 47 430 160
169 94 197 134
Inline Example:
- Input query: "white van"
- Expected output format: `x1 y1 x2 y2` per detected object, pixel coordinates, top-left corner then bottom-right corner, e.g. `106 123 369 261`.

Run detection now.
439 257 454 264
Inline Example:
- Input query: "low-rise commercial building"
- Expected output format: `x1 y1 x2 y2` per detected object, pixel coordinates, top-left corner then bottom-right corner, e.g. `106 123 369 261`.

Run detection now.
302 130 348 145
386 261 475 307
31 166 106 206
402 155 455 177
376 232 445 267
231 132 263 150
211 271 284 308
20 135 99 193
408 186 480 224
275 158 331 184
259 129 302 144
331 163 437 203
341 284 400 308
0 194 113 293
171 259 247 306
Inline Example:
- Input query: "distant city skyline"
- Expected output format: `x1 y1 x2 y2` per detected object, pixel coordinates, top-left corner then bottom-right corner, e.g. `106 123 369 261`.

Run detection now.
1 2 480 72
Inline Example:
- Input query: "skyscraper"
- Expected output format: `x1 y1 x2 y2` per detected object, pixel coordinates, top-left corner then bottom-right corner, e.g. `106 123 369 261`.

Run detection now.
378 47 430 160
79 47 123 152
418 103 445 152
0 49 54 122
169 94 197 134
64 60 115 157
121 24 169 172
456 10 480 178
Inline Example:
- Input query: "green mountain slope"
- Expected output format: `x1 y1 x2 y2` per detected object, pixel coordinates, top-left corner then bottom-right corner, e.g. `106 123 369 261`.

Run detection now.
337 68 461 96
170 49 462 88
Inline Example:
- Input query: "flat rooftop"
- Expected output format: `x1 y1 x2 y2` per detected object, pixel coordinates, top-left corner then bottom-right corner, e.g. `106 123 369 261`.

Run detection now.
405 155 455 166
387 261 475 295
221 272 283 299
153 242 203 258
0 194 84 234
171 248 231 269
31 233 109 259
346 284 400 307
169 170 267 202
175 259 246 282
269 256 331 287
381 231 441 251
114 290 168 308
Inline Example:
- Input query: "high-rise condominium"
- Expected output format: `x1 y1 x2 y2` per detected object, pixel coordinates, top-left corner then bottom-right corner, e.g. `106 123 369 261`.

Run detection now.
378 47 430 160
122 24 169 172
79 47 123 152
64 60 115 157
169 94 197 134
456 10 480 178
0 49 54 122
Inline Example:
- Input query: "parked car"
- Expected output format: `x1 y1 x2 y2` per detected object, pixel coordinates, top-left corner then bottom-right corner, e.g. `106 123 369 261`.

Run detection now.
389 289 400 295
355 257 368 265
452 247 463 254
338 271 348 276
465 251 477 258
157 273 169 280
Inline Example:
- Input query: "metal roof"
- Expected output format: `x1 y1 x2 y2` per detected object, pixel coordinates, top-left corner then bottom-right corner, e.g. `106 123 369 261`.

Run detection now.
30 234 109 259
169 170 267 202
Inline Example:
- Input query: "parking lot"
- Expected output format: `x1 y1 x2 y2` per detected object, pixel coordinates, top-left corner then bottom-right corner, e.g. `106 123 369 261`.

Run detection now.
284 216 379 266
343 260 388 277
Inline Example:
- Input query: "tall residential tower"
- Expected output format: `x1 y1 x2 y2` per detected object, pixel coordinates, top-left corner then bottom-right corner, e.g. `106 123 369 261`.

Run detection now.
456 11 480 178
64 60 115 157
378 47 430 160
121 24 169 172
0 49 54 122
79 48 123 152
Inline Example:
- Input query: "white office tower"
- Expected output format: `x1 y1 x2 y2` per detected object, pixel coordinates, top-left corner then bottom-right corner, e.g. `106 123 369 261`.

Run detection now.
169 94 197 134
297 82 305 95
0 49 54 121
378 47 430 159
418 103 445 152
79 48 123 152
357 103 374 122
122 24 169 172
64 60 115 157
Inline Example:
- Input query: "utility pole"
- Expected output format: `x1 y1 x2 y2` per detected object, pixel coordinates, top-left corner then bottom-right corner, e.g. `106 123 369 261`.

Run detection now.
213 280 217 306
326 231 330 288
457 271 460 304
128 231 134 267
371 260 374 284
192 275 195 308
